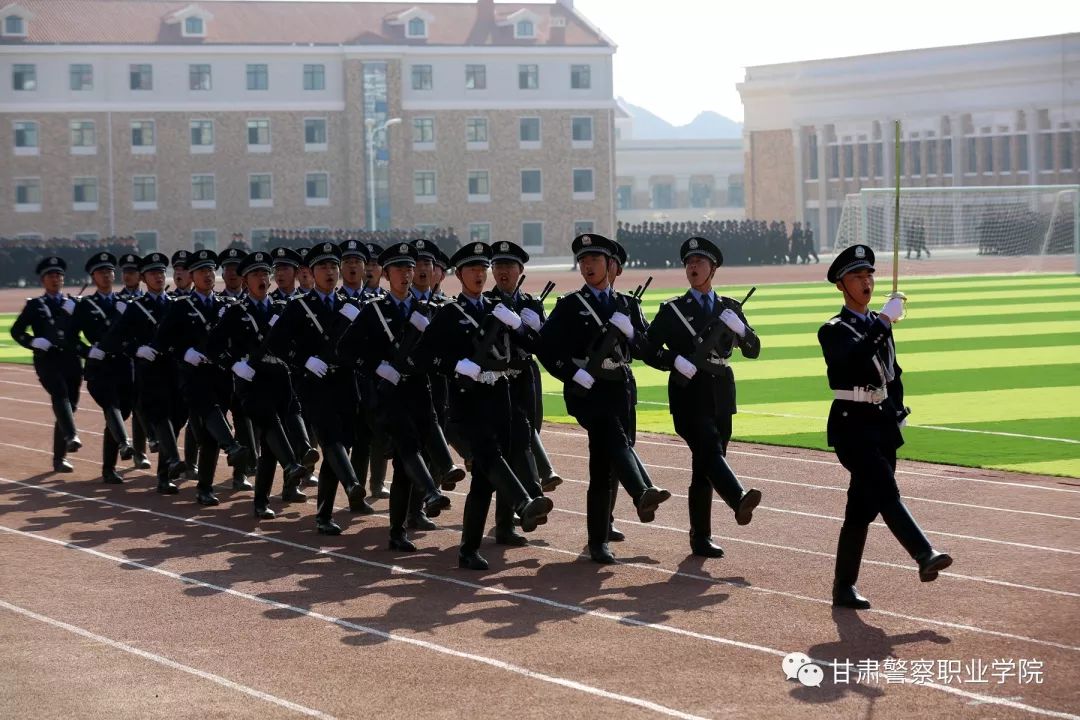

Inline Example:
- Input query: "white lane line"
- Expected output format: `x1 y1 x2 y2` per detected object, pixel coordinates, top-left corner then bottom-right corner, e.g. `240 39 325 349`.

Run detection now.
3 513 1079 720
0 379 44 389
540 428 1080 494
0 525 709 720
3 476 1078 656
0 598 337 720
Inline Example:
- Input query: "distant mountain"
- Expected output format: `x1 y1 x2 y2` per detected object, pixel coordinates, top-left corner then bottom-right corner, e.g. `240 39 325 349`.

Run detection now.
620 99 743 140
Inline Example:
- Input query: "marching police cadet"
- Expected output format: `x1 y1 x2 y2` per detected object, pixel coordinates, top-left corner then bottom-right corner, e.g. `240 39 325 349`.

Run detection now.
337 242 453 551
537 234 671 564
820 245 952 609
216 246 257 485
262 243 373 535
169 249 200 478
117 253 143 299
11 257 83 473
269 247 304 302
99 253 188 493
642 237 763 558
218 247 246 300
296 247 315 293
362 243 386 298
72 252 141 483
430 246 452 302
207 251 311 519
338 239 368 300
171 250 194 296
416 242 554 570
154 249 252 506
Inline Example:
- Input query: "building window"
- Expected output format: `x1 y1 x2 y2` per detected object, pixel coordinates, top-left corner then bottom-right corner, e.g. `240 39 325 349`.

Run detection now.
191 174 215 207
134 231 158 251
572 168 594 198
247 119 271 151
965 137 978 174
413 117 435 147
910 139 921 176
69 120 96 153
411 64 433 90
518 64 539 90
193 229 217 251
521 169 542 199
522 221 543 248
246 64 268 90
727 175 744 207
873 141 883 178
406 17 426 38
1017 135 1029 172
133 176 157 207
827 143 839 179
519 117 541 146
306 172 329 206
806 132 818 180
465 64 486 90
571 116 593 144
942 138 953 175
1040 132 1054 171
574 221 594 236
304 118 327 149
469 223 491 243
982 135 994 173
69 64 93 91
303 64 325 91
652 183 673 209
515 19 535 39
14 121 38 155
70 232 97 242
857 141 869 179
131 120 155 152
1001 135 1012 173
190 120 214 151
570 64 591 90
4 15 26 36
414 171 436 202
249 174 272 206
183 16 205 37
616 184 632 210
189 64 211 91
13 64 35 91
467 170 490 201
466 117 488 145
130 64 152 90
15 178 41 211
926 138 938 175
73 177 98 208
1061 127 1074 171
690 181 712 208
842 143 855 179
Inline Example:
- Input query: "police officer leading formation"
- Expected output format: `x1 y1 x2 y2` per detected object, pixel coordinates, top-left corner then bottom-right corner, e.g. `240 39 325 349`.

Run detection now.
13 235 952 604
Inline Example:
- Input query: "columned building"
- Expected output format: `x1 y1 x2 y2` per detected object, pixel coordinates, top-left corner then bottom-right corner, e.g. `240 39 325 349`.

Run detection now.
0 0 617 255
737 34 1080 248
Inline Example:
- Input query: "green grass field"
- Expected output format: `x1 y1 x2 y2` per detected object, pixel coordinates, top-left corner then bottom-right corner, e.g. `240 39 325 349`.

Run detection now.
3 273 1078 477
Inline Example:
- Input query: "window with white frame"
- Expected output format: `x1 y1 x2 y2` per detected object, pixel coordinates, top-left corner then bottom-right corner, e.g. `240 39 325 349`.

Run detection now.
411 64 432 90
3 14 26 36
689 181 711 208
69 64 93 91
73 177 98 209
465 64 486 90
942 138 953 175
14 121 38 155
570 64 591 90
842 140 855 179
573 221 594 236
519 117 540 147
13 64 35 91
466 117 488 148
130 64 152 90
247 119 271 151
193 229 217 250
413 117 435 148
520 169 542 199
134 231 158 251
616 184 632 210
571 116 593 146
303 64 325 91
246 63 268 91
413 171 436 202
522 221 543 248
304 118 327 150
1001 134 1013 173
69 120 96 154
515 19 535 39
469 223 491 243
406 17 426 38
982 134 994 174
191 174 215 208
15 178 41 211
249 174 272 206
857 138 869 179
189 64 211 91
518 64 538 90
131 120 155 153
133 176 157 208
183 16 205 37
652 183 673 209
190 119 214 152
572 168 594 199
306 172 329 206
926 133 938 175
1017 135 1029 172
467 170 490 202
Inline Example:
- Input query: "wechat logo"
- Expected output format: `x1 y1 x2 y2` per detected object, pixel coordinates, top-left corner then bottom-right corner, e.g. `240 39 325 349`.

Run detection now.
783 652 824 687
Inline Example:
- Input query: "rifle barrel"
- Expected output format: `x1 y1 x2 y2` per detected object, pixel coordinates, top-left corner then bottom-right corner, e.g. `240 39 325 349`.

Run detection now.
635 276 654 299
741 286 756 305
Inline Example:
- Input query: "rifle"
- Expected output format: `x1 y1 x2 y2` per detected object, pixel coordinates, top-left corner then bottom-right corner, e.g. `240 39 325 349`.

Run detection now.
672 286 756 388
455 277 526 387
569 277 652 396
538 280 556 303
77 281 90 296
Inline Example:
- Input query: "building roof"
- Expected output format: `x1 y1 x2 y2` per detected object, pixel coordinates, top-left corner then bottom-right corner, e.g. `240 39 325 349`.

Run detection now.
0 0 612 47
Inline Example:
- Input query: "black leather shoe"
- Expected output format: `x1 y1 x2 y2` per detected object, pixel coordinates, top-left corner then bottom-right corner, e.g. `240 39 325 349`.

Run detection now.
541 474 563 493
495 530 529 547
284 464 309 488
589 542 616 564
301 447 320 472
832 584 871 609
635 487 672 523
608 525 625 542
917 551 953 582
690 537 725 558
166 460 186 481
518 496 554 533
440 466 466 491
66 435 82 453
183 465 199 481
224 444 250 469
196 491 220 506
304 473 320 488
735 489 762 526
156 480 179 495
52 459 75 474
102 469 124 485
406 514 438 531
423 492 451 518
388 533 417 552
349 497 376 515
118 444 135 461
133 454 152 470
458 551 489 570
231 478 254 491
316 519 342 536
369 484 391 500
148 439 160 454
254 506 276 520
281 487 308 503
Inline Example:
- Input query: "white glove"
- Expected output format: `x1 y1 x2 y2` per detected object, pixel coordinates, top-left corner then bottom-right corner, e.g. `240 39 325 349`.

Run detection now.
572 368 595 390
31 337 52 351
673 355 697 380
492 303 522 330
520 308 541 332
183 347 208 366
880 297 904 323
609 311 634 340
304 356 329 378
408 311 430 332
231 359 256 382
376 361 401 386
454 358 482 381
88 346 106 361
338 302 360 322
136 345 158 361
115 301 127 315
62 298 76 315
720 308 747 337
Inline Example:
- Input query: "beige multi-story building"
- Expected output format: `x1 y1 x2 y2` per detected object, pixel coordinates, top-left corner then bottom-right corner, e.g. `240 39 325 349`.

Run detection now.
737 33 1080 247
0 0 617 256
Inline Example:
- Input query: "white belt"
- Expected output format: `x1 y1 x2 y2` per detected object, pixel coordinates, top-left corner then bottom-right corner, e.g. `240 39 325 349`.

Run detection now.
573 358 628 371
476 370 509 385
834 386 888 404
704 357 729 367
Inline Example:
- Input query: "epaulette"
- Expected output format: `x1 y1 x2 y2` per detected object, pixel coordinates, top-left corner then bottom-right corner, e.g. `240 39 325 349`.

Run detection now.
660 296 680 306
826 316 842 326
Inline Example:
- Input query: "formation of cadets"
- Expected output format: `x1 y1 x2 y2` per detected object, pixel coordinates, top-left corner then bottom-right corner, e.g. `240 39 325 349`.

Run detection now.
12 232 952 602
0 235 140 288
616 219 819 268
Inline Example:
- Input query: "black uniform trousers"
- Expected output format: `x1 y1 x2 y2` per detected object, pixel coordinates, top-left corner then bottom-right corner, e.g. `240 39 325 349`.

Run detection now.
297 368 359 523
135 358 187 482
237 360 303 510
35 352 82 463
182 364 237 493
86 355 135 472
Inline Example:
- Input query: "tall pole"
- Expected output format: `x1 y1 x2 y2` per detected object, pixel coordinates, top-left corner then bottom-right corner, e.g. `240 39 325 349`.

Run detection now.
366 123 376 232
890 120 907 319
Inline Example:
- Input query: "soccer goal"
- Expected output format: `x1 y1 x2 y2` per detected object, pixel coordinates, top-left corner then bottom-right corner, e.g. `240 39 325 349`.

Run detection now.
834 185 1080 272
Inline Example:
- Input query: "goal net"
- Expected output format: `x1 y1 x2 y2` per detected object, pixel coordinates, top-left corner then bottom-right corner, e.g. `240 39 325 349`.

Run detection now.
834 185 1079 271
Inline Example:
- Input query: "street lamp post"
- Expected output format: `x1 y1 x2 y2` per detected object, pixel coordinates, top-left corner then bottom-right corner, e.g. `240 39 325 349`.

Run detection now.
365 117 402 231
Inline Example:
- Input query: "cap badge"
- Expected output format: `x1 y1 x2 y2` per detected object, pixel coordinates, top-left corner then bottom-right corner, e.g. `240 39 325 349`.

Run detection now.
323 243 332 252
100 253 107 260
417 240 425 248
199 251 208 259
855 246 866 259
499 242 508 251
582 236 592 246
474 243 483 253
399 244 408 253
688 239 698 249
